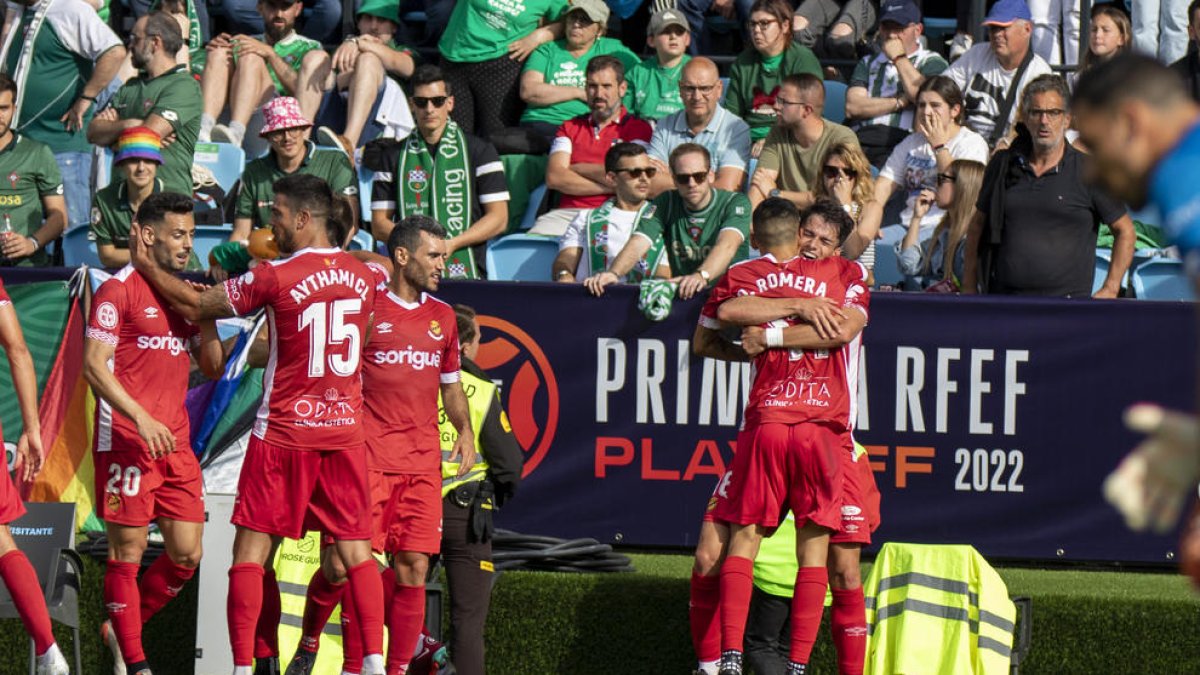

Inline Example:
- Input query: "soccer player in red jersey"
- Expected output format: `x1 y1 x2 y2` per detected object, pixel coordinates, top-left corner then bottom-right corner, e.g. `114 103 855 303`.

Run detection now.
130 174 388 675
0 281 68 675
84 192 227 675
690 198 869 675
285 214 476 675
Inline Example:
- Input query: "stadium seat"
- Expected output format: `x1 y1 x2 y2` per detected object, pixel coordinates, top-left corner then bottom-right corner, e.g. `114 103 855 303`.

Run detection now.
922 16 957 55
824 80 848 124
871 242 903 288
518 183 548 231
61 226 103 268
348 228 375 252
485 233 559 281
94 146 114 192
1130 257 1195 300
719 76 730 106
743 157 757 191
193 142 246 194
1092 248 1112 296
359 169 375 224
192 224 233 267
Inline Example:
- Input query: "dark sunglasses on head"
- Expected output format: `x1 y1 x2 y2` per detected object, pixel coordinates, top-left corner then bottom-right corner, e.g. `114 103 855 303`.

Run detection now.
412 96 449 109
673 171 708 185
615 166 658 179
822 165 856 180
936 172 956 185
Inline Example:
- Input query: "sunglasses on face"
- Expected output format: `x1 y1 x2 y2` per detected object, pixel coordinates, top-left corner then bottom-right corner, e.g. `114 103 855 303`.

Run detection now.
412 96 449 109
822 165 856 180
673 171 708 185
615 166 657 179
936 172 956 185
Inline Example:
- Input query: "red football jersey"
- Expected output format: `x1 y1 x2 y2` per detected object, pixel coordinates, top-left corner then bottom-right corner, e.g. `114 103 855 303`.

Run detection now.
362 291 461 474
701 255 869 432
223 248 379 450
86 267 200 454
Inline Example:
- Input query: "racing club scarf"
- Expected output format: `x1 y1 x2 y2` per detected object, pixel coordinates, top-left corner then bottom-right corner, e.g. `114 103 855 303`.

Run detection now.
396 121 477 279
586 198 665 282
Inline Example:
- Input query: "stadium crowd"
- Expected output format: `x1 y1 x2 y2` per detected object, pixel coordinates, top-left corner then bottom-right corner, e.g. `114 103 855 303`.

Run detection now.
0 0 1197 674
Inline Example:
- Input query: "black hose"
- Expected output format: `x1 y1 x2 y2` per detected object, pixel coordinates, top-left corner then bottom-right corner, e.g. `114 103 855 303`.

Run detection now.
491 529 633 573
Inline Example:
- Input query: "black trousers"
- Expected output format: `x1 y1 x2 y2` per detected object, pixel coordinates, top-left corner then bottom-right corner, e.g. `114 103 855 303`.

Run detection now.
744 586 792 675
440 494 494 675
440 55 525 139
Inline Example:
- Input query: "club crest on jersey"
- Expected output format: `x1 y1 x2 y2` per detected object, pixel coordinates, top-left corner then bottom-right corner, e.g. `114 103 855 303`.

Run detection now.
7 172 17 188
591 229 608 252
96 302 119 330
375 321 393 334
428 320 443 340
688 226 703 241
106 493 121 513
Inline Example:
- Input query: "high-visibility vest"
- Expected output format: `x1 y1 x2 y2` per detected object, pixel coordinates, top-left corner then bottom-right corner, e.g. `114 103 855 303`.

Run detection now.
864 542 1016 675
438 370 492 496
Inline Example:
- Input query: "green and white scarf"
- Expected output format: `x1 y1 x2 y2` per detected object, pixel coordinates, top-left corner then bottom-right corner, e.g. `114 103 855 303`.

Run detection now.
586 198 665 282
396 121 477 279
0 0 55 123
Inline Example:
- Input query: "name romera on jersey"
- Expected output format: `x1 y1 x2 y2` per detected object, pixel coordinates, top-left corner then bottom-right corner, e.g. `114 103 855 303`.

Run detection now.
736 269 829 298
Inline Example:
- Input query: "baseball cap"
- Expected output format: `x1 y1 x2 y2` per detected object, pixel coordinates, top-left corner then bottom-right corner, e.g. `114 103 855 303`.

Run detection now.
114 127 163 165
879 0 921 26
566 0 610 25
259 96 312 136
356 0 399 22
647 8 688 36
983 0 1033 26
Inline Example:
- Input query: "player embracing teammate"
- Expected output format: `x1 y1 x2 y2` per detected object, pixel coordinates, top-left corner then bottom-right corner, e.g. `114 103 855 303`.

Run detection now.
689 198 877 675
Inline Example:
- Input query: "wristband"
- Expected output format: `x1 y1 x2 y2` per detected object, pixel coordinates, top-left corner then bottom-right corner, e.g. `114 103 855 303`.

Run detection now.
765 327 784 348
932 143 946 152
80 94 97 102
26 236 38 252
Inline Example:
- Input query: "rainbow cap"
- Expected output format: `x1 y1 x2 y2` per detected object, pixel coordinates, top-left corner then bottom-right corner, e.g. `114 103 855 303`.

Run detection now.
114 126 163 165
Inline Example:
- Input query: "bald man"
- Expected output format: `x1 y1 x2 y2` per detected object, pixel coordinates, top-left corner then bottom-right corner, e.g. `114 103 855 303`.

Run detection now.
647 57 751 194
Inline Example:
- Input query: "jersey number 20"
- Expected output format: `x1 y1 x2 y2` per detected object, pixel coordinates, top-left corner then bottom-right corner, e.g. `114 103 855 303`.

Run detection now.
299 299 362 377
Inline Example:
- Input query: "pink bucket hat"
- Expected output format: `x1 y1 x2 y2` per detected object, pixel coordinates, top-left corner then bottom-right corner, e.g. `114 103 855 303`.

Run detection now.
259 96 312 136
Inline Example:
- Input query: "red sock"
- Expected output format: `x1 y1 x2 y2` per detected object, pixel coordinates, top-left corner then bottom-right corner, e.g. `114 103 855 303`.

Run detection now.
386 583 426 673
689 571 721 662
227 563 265 667
380 566 397 623
718 556 754 653
138 555 194 622
0 551 54 655
340 583 363 674
788 567 829 665
830 586 867 675
299 571 346 654
104 560 145 664
346 561 385 657
255 568 281 659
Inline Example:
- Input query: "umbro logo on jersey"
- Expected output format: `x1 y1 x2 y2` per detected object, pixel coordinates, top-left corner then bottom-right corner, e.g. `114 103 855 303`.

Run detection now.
144 307 159 319
376 322 393 334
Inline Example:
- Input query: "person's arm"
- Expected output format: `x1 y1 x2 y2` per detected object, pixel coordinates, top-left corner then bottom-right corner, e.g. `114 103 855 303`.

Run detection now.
519 69 585 106
899 189 935 271
477 391 523 505
0 301 42 481
717 294 846 336
236 37 305 94
747 165 778 210
1096 213 1136 299
83 326 177 458
130 230 236 320
959 210 987 294
356 37 416 79
842 199 882 260
62 44 126 132
883 40 926 102
714 166 746 192
845 85 906 119
552 246 582 282
192 320 228 380
441 380 476 476
96 243 130 268
571 163 609 185
583 233 652 295
676 229 744 300
545 150 608 195
507 21 564 62
691 323 749 362
30 193 66 251
87 105 141 145
741 308 867 355
230 216 254 243
450 199 507 252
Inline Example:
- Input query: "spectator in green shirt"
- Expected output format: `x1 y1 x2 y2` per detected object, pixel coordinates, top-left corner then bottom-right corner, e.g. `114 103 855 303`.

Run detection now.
518 0 640 140
624 9 692 122
199 0 330 148
0 75 66 268
724 0 823 154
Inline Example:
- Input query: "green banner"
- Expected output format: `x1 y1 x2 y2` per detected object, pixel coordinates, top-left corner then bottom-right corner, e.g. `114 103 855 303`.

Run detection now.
0 281 71 444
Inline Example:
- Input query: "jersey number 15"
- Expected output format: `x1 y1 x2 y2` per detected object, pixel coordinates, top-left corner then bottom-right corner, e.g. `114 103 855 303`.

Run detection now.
299 299 363 377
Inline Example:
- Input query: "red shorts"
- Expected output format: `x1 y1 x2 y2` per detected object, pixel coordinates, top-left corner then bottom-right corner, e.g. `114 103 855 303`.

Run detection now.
712 421 843 532
0 467 25 525
702 429 748 524
232 436 371 540
95 447 205 527
370 471 443 555
830 446 882 545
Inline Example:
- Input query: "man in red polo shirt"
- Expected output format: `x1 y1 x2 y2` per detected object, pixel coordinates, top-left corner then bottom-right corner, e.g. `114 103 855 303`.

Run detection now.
529 54 653 237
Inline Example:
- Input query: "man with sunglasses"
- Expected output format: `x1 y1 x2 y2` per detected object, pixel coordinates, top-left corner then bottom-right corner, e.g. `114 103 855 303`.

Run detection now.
588 142 749 300
648 57 751 194
367 64 509 280
88 12 201 196
749 73 858 212
554 142 670 283
962 74 1134 297
225 97 357 249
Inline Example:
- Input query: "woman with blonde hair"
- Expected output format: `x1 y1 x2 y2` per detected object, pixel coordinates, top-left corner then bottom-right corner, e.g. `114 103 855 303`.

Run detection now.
898 159 985 290
814 142 883 283
1073 3 1133 87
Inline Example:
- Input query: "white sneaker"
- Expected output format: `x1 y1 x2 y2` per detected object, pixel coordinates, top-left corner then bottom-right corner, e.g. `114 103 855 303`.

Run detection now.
210 124 243 147
360 654 385 675
950 32 973 60
101 619 127 675
35 644 69 675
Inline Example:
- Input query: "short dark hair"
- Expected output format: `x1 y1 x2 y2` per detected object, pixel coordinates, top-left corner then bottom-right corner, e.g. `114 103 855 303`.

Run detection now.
135 191 193 227
917 75 966 125
668 142 711 172
273 174 337 241
145 11 184 56
586 55 625 83
454 304 477 344
411 64 452 96
604 142 647 174
0 74 17 99
801 198 855 246
386 214 447 260
1190 0 1200 25
752 197 800 247
1019 73 1070 118
781 73 825 109
1073 52 1189 113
